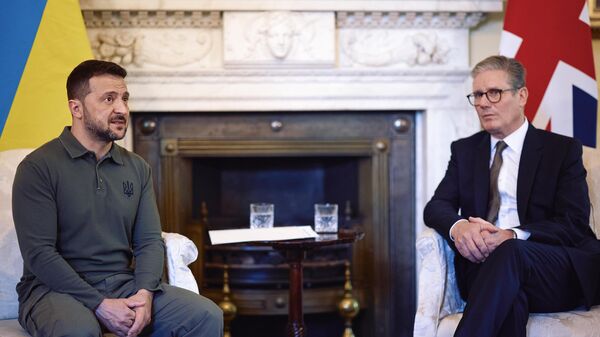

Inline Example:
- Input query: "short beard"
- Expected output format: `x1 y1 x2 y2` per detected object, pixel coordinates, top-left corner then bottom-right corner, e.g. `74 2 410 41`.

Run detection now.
83 106 126 142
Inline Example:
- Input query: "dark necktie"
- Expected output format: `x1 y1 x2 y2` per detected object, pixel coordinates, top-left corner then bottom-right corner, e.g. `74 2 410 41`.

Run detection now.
486 141 508 224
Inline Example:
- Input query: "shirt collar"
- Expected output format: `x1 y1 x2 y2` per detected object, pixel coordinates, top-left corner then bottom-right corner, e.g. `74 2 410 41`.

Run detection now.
109 143 124 165
58 126 124 165
490 119 528 155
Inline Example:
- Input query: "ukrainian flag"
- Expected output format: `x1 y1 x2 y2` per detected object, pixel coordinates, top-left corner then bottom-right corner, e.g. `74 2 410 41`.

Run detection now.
0 0 92 151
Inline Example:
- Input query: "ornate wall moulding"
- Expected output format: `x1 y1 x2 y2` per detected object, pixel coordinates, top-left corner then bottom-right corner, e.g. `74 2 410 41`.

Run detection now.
339 29 468 68
91 32 139 66
87 29 218 69
80 0 502 12
83 10 221 28
336 11 486 29
223 11 336 68
122 67 472 114
125 68 471 83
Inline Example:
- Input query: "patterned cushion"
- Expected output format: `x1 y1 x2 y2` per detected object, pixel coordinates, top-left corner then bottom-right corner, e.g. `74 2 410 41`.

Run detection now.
161 232 199 294
0 149 33 320
435 307 600 337
583 147 600 238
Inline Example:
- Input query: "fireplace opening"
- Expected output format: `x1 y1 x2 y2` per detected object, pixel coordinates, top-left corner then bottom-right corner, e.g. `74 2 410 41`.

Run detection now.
193 156 363 292
191 155 367 336
192 156 361 228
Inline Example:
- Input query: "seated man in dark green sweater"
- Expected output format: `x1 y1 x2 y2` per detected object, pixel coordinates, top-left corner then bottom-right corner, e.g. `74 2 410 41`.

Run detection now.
12 60 223 337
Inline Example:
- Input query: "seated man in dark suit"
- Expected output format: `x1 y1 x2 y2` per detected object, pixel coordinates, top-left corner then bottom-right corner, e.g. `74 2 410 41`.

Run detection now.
424 55 600 337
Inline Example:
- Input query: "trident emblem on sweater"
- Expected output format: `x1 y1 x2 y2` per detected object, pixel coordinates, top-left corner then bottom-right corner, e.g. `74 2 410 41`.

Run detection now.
123 181 134 198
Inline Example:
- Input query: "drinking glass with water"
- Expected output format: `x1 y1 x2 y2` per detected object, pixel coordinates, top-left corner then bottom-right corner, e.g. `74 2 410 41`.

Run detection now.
250 203 274 229
314 203 338 233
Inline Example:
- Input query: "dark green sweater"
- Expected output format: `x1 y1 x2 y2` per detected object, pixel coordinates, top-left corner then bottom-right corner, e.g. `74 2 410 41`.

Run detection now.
12 127 164 314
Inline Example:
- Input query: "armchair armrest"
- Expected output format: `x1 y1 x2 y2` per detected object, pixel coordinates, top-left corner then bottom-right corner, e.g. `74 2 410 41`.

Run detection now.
162 232 199 294
414 227 465 337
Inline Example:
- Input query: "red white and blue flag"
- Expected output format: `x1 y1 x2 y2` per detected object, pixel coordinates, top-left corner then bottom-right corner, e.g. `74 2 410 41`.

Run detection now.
500 0 598 148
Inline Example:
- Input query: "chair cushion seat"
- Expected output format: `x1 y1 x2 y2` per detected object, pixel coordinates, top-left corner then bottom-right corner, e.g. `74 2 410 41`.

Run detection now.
0 319 30 337
436 305 600 337
0 319 117 337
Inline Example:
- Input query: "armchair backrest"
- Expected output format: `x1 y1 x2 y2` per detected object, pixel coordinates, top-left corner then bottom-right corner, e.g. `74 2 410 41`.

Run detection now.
0 149 34 319
583 149 600 238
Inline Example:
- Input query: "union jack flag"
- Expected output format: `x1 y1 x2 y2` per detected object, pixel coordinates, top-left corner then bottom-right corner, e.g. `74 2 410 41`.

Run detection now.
500 0 598 148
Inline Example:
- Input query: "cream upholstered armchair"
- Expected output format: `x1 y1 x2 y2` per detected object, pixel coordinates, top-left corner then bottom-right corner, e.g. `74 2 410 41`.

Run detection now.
414 228 600 337
0 149 200 337
414 152 600 337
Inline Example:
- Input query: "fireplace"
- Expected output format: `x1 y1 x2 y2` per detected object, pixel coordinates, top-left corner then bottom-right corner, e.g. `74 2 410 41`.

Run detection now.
81 3 501 336
133 110 416 336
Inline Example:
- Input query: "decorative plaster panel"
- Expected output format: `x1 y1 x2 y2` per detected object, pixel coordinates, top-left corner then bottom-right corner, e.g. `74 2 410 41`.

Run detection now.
87 28 221 69
223 11 336 68
339 29 468 68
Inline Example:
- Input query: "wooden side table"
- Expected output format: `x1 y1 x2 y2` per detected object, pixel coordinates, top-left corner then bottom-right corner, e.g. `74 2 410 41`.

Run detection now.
253 231 365 337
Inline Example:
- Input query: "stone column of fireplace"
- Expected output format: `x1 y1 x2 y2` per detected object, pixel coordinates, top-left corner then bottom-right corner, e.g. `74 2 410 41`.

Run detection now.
80 2 503 336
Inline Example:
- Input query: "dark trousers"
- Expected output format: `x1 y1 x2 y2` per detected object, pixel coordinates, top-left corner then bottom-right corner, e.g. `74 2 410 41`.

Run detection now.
454 239 584 337
21 274 223 337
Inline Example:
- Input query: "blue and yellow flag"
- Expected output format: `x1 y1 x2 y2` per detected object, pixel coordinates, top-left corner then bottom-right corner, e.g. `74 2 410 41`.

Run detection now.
0 0 92 151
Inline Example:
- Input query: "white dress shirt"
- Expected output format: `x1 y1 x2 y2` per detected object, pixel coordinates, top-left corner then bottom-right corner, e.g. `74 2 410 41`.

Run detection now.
449 119 531 240
490 120 530 240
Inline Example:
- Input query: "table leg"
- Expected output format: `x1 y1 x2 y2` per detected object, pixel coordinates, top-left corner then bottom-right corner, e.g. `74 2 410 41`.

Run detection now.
286 249 306 337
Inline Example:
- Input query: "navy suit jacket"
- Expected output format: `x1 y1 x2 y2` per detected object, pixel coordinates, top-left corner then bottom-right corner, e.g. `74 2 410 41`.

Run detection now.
424 125 600 308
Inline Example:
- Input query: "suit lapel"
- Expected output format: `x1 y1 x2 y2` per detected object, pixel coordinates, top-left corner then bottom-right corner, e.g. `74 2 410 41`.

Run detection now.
474 134 491 217
517 125 543 224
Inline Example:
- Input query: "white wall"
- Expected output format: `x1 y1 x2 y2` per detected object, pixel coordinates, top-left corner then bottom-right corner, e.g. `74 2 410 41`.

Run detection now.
470 12 504 66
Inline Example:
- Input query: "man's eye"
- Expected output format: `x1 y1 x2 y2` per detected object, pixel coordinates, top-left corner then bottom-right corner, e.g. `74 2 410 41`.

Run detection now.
105 96 113 103
487 89 502 96
473 92 484 98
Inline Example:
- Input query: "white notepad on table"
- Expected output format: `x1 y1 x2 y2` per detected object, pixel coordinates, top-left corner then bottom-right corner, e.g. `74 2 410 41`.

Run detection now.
209 226 318 245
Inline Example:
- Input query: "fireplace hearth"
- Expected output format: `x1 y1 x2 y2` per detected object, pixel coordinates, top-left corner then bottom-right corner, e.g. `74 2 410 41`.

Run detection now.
133 110 416 336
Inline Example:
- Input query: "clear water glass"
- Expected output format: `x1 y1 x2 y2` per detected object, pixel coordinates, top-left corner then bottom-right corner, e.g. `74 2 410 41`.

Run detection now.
250 203 274 229
314 203 338 233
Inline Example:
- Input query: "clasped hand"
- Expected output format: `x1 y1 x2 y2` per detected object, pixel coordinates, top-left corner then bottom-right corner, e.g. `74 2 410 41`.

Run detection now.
94 289 153 337
451 217 515 263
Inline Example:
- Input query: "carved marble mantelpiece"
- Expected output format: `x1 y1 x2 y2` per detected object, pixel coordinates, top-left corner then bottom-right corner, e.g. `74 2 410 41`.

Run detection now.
81 0 501 284
80 1 500 336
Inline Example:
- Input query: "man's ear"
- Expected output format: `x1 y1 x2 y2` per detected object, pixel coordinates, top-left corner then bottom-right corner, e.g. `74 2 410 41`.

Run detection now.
518 86 528 107
68 99 83 119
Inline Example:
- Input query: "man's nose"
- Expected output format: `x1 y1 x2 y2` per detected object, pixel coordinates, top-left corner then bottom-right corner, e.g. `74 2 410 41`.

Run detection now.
113 99 129 114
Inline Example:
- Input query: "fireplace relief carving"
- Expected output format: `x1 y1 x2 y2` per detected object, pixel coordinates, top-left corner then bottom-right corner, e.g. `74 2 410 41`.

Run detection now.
340 30 451 67
89 29 217 68
223 11 336 67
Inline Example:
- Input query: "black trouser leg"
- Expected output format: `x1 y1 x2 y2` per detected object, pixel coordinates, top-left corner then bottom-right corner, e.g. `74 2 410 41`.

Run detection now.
454 239 583 337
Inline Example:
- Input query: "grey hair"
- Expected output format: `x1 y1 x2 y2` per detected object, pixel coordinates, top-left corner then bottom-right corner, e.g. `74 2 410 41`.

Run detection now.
471 55 526 89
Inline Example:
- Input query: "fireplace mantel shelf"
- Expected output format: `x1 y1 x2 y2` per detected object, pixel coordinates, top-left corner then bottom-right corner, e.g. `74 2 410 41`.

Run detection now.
81 0 502 12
